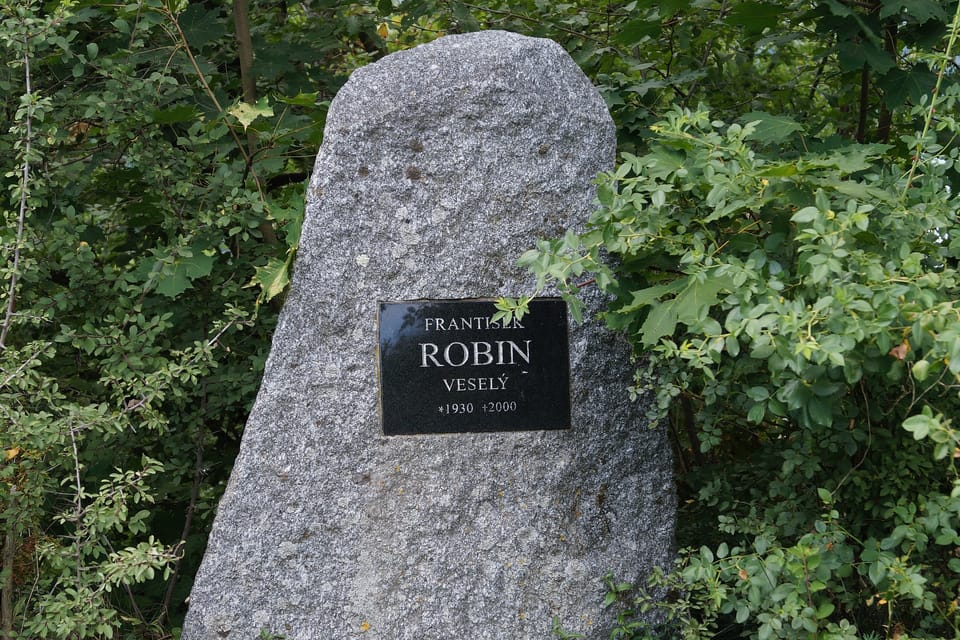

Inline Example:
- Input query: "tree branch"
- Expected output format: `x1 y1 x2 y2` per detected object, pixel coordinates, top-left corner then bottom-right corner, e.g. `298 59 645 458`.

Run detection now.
0 38 33 352
1 486 17 640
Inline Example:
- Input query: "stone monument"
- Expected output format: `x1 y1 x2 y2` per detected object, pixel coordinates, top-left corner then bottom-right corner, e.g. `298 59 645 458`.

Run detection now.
184 30 674 640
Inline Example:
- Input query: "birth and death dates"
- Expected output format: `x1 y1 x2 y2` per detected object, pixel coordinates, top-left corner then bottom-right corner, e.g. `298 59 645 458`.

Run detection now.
436 401 519 415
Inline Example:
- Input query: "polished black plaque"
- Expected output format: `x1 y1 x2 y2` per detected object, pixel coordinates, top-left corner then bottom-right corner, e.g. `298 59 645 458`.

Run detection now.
378 299 571 435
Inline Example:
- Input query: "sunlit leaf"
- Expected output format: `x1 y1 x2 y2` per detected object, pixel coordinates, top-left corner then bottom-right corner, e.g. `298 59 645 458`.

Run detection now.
228 97 273 131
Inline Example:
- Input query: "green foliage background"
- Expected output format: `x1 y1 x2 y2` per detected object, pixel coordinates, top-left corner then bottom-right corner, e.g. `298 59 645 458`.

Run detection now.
2 0 959 638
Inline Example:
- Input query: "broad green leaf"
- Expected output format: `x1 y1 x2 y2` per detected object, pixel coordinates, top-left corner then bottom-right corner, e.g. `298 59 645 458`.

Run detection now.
276 92 320 107
747 402 766 423
911 360 930 381
739 111 803 144
155 249 215 299
803 145 889 174
868 561 886 586
228 98 274 131
879 0 947 22
646 147 686 180
838 40 896 73
151 105 199 124
822 0 853 16
619 280 685 314
771 583 796 601
746 386 769 401
639 303 678 346
178 4 227 50
758 163 799 177
725 2 782 36
674 275 733 324
638 274 732 345
699 546 714 563
791 207 819 223
879 67 937 109
247 255 292 303
808 399 834 426
616 18 661 45
830 180 892 202
902 414 934 440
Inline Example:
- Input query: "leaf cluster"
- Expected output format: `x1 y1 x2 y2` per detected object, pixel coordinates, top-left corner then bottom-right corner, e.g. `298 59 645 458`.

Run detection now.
528 92 960 636
0 0 390 635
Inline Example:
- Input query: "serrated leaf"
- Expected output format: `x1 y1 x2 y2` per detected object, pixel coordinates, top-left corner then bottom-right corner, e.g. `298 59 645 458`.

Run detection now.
617 18 661 45
248 256 291 303
878 67 937 110
674 275 733 324
619 280 685 314
838 40 895 73
805 144 890 174
276 92 320 107
178 4 227 50
726 2 782 36
155 250 214 299
155 270 191 298
638 274 732 345
879 0 946 22
740 111 803 144
758 163 799 177
639 302 678 346
868 561 886 586
646 147 687 180
228 97 273 131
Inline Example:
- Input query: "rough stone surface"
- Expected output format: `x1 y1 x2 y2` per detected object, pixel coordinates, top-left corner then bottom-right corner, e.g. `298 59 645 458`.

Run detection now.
184 30 675 640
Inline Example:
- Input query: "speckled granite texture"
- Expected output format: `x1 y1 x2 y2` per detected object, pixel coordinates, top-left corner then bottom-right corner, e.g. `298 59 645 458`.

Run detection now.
183 30 675 640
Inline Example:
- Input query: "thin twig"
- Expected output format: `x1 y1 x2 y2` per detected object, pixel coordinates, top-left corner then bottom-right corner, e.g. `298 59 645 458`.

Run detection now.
68 425 85 586
833 381 874 494
161 383 207 622
1 486 17 640
0 37 33 351
901 0 960 199
0 342 49 389
162 7 266 202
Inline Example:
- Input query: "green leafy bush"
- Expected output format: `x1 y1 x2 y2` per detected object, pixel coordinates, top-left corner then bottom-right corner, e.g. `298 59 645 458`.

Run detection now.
520 91 960 640
0 0 381 635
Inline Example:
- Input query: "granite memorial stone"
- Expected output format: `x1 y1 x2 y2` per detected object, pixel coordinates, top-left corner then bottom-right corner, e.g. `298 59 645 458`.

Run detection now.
184 30 675 640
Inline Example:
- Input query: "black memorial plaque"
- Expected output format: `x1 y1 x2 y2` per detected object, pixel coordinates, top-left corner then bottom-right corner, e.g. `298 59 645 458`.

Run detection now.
377 298 571 435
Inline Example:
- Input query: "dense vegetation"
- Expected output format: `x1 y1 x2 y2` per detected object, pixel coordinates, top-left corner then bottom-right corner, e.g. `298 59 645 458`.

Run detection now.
2 0 959 638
